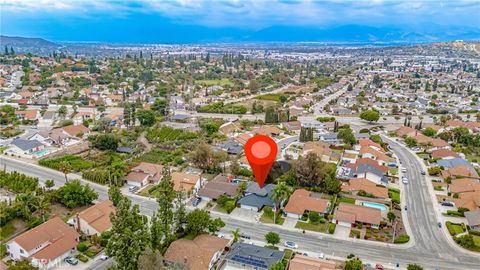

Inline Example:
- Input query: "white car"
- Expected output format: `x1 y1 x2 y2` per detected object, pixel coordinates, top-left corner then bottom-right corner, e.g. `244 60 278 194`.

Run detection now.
318 253 325 259
284 241 298 249
100 255 109 261
402 176 409 184
401 168 407 173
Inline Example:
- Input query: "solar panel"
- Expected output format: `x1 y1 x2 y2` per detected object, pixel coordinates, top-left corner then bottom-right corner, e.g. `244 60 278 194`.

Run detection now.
231 255 268 268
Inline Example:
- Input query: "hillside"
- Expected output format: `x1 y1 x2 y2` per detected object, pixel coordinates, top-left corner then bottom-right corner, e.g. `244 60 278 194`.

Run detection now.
0 35 59 47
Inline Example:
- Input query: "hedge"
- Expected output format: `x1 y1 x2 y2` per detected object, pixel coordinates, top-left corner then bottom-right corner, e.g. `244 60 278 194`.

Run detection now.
394 234 410 244
39 155 94 171
328 223 336 234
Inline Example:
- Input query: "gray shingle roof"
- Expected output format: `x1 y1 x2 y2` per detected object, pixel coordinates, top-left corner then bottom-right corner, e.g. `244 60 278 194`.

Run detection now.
465 210 480 227
238 183 276 209
11 138 44 151
225 243 284 269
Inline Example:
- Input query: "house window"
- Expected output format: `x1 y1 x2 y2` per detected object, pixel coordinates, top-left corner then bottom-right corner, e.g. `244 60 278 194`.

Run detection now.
20 249 24 254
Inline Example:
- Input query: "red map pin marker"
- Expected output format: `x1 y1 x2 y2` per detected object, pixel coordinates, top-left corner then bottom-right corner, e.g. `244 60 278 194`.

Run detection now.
244 135 277 188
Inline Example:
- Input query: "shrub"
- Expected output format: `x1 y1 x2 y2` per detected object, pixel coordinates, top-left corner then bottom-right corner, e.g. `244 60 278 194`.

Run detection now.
39 155 93 171
75 253 89 263
351 229 361 238
328 223 336 234
428 166 442 176
0 171 38 193
446 210 465 217
308 212 321 223
394 234 410 244
77 242 88 252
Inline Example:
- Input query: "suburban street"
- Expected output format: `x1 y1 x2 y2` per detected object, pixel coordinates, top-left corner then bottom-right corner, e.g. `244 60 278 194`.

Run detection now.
1 149 479 269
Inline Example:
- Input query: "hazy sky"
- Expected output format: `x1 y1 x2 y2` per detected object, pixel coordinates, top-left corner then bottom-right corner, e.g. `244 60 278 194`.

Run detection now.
1 0 480 42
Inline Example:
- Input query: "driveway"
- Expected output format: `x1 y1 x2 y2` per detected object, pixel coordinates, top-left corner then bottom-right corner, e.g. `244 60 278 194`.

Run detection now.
334 224 351 239
230 208 260 223
282 217 298 229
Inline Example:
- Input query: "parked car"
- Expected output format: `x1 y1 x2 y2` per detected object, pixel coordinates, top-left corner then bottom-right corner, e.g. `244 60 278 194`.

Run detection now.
318 253 325 259
438 222 442 228
284 241 298 249
240 233 251 239
192 197 202 206
65 257 79 265
401 168 407 173
404 205 408 211
376 264 384 270
421 170 426 175
128 186 139 193
441 202 454 207
100 255 109 261
402 176 409 184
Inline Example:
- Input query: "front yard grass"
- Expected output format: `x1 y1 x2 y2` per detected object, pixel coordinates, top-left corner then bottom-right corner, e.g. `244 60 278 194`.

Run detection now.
0 221 16 241
295 221 328 233
260 211 285 225
337 197 356 204
388 188 401 204
446 222 465 236
389 168 398 175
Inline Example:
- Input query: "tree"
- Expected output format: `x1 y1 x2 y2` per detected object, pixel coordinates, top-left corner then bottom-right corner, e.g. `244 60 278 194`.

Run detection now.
231 228 241 243
387 211 396 223
106 196 151 270
347 83 353 91
265 231 280 247
271 182 292 224
58 161 72 182
338 126 357 146
344 257 363 270
151 168 176 251
188 142 227 172
92 134 119 151
185 209 212 237
151 99 168 116
265 106 279 124
407 264 424 270
108 185 123 206
136 109 156 126
55 180 98 208
45 179 55 189
57 105 68 119
294 153 332 187
208 217 225 234
404 137 417 148
360 110 380 122
423 127 436 137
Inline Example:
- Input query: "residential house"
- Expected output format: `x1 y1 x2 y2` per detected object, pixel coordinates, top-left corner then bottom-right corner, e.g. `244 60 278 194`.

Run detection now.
288 255 336 270
171 172 202 193
448 178 480 194
355 139 384 153
441 166 479 180
221 243 284 270
454 191 480 211
252 125 282 137
396 126 416 137
333 203 382 229
238 182 275 211
197 174 238 201
431 149 460 160
164 234 230 270
281 121 301 133
8 138 45 156
62 124 90 137
302 141 333 162
234 133 253 145
125 162 164 187
72 200 115 236
15 109 39 121
6 217 79 269
318 133 343 145
341 178 389 199
359 146 395 167
218 141 243 155
465 210 480 231
284 189 330 219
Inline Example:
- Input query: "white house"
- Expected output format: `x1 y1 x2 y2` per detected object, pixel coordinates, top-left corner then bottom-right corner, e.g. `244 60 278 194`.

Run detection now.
7 138 45 156
6 217 79 269
71 200 115 236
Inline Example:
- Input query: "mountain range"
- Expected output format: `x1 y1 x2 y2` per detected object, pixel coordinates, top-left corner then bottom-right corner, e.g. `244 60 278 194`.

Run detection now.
1 24 479 45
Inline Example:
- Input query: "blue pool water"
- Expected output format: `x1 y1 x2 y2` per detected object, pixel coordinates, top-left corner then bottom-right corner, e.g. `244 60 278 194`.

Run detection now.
34 150 49 156
362 202 388 211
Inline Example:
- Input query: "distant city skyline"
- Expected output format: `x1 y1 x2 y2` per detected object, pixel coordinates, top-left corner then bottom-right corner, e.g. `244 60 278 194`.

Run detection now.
1 0 480 43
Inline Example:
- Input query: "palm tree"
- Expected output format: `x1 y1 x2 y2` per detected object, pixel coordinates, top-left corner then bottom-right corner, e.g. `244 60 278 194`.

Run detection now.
271 182 292 224
58 161 72 183
231 228 241 243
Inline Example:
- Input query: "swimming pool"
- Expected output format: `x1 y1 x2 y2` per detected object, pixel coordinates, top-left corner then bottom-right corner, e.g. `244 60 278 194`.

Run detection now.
34 149 50 156
362 202 388 212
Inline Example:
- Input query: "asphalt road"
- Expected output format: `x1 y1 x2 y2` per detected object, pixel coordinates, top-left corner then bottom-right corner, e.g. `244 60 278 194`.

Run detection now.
1 153 479 269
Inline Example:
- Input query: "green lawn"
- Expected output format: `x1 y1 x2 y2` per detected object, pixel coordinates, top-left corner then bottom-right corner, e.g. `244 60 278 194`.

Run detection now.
195 78 234 87
388 188 401 204
416 153 430 159
0 221 16 241
295 221 328 233
255 93 289 103
389 168 398 175
213 205 229 214
260 211 285 225
446 222 464 236
338 197 356 204
472 234 480 246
